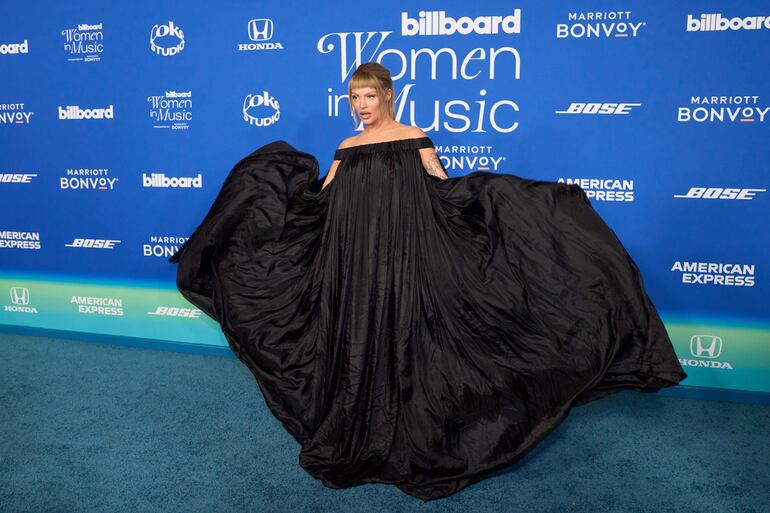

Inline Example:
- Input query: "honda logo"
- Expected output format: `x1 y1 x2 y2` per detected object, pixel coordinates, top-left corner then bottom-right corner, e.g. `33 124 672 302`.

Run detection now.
10 286 29 305
248 19 273 41
689 335 722 359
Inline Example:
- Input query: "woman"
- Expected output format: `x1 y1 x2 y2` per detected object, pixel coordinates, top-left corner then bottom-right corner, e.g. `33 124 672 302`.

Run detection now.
169 62 687 502
322 64 448 188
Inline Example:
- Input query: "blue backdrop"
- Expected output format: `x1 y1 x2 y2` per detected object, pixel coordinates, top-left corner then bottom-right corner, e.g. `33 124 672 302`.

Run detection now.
1 1 768 397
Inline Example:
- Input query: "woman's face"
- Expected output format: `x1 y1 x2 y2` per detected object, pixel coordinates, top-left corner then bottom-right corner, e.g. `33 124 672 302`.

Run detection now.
349 86 390 126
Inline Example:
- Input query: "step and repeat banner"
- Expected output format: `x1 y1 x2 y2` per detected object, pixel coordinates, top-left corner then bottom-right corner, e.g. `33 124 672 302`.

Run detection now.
1 1 768 396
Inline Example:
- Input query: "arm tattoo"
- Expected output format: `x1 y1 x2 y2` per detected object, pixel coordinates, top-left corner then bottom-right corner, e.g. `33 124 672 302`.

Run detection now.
424 152 449 179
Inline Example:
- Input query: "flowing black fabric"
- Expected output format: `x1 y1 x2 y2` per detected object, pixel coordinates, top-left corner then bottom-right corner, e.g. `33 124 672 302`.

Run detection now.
168 136 687 501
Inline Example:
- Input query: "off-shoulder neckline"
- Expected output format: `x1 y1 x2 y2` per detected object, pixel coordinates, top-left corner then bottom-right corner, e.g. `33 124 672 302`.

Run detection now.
334 136 433 158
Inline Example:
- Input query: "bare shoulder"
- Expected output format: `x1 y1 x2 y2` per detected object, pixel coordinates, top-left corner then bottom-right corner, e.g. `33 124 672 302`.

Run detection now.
338 135 359 150
414 126 442 173
403 125 428 139
332 135 359 161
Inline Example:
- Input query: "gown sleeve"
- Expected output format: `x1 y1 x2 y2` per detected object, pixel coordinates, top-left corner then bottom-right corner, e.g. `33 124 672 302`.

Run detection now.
168 140 325 321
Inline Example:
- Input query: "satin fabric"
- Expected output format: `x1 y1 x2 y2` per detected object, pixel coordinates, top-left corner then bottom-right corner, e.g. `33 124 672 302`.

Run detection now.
169 136 687 501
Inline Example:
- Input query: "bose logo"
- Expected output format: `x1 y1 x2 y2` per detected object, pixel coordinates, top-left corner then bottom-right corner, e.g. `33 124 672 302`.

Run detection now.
673 187 766 200
0 173 37 183
148 306 202 318
555 103 641 115
65 238 121 249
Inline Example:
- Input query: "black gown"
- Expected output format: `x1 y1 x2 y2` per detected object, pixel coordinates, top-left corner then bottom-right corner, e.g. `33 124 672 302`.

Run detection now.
168 136 687 502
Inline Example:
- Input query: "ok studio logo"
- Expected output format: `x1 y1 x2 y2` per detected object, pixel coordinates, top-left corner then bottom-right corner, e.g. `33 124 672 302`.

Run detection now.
242 91 280 127
150 21 185 56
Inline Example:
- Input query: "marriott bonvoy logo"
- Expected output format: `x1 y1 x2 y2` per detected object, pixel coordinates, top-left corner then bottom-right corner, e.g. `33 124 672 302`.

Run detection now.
556 11 646 39
677 95 768 123
401 10 521 36
0 103 34 124
144 235 189 258
60 167 118 191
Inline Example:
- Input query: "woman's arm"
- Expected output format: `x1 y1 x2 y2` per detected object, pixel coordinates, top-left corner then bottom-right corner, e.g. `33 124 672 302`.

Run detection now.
321 159 341 190
323 136 357 190
419 147 449 180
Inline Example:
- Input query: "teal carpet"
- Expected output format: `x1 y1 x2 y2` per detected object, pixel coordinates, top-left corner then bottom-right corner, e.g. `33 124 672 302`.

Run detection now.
1 333 767 513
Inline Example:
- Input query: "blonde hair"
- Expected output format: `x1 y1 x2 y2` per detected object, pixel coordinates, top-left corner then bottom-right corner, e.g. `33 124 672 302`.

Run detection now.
347 62 395 127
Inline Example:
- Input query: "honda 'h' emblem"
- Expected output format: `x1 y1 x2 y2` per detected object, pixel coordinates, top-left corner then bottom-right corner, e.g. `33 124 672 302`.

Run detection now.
690 335 722 359
10 286 30 305
248 19 273 41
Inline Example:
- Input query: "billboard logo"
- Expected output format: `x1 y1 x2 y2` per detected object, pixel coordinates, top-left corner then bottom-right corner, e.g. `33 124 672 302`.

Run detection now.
687 13 770 32
142 172 202 188
402 10 521 36
58 105 114 120
0 40 29 54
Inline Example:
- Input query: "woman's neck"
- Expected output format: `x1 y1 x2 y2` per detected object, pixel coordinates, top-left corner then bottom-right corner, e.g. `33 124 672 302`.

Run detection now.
363 116 397 134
